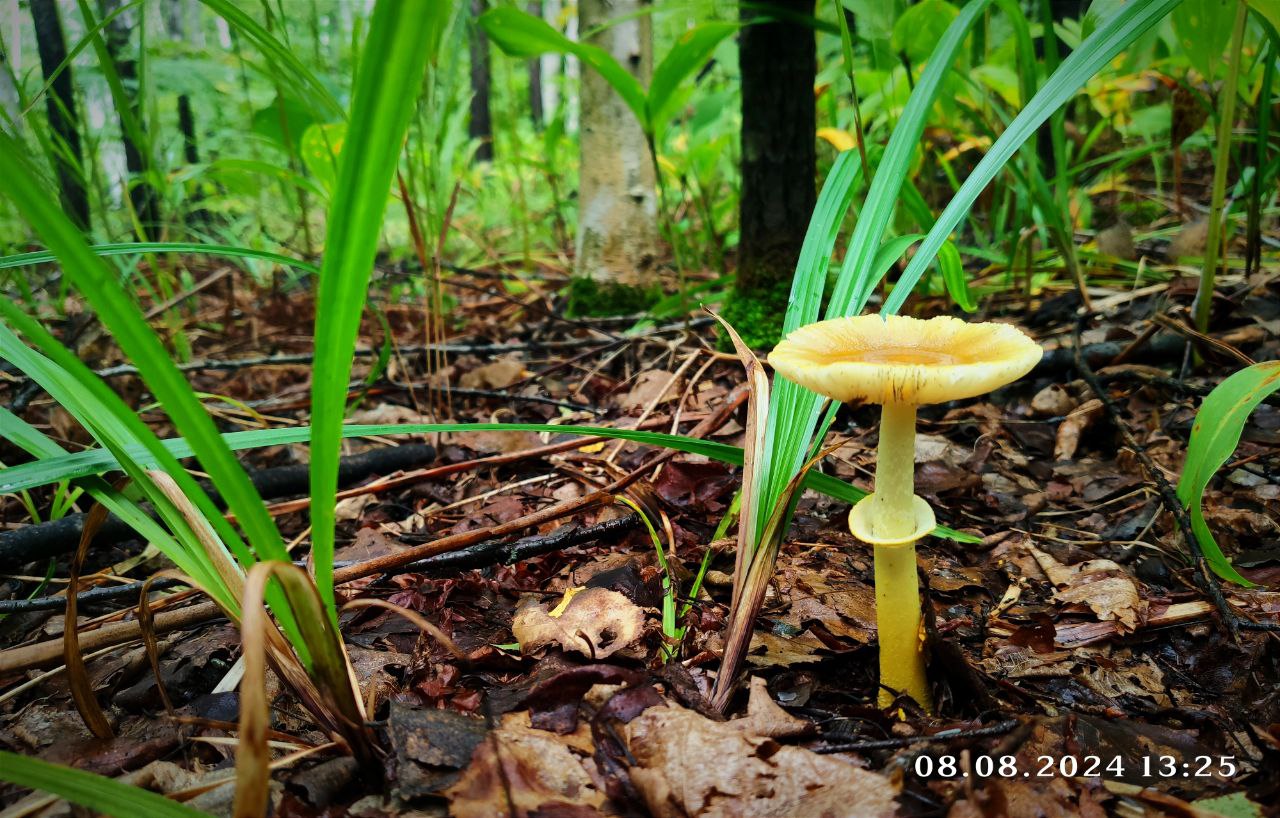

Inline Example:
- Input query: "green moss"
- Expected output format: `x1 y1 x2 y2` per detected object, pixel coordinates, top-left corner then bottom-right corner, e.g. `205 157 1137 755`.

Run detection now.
718 283 792 351
565 276 661 317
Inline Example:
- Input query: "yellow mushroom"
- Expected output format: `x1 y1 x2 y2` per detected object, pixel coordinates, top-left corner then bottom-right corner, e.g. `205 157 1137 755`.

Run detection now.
769 315 1041 711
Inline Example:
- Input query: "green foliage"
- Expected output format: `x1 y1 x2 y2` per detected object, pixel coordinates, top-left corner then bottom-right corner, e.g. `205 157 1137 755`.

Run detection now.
1176 361 1280 585
1171 0 1237 81
308 1 450 618
0 751 212 818
478 7 735 146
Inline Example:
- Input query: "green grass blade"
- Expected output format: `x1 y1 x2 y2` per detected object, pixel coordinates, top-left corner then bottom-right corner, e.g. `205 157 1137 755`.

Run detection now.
0 421 978 543
882 0 1184 315
762 2 987 529
0 241 320 276
309 0 450 616
196 0 342 119
1175 361 1280 585
0 751 212 818
0 136 289 571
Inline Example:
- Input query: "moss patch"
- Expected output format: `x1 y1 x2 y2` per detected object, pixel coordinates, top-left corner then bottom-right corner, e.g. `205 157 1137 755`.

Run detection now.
565 276 661 318
718 282 792 350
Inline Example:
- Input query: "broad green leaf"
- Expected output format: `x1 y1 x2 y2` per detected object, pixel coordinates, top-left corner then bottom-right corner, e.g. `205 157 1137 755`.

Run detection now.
0 421 978 543
251 93 317 151
1175 361 1280 585
309 0 451 617
647 23 738 135
0 751 212 818
1248 0 1280 31
892 0 961 63
300 122 348 192
936 240 977 311
479 7 646 126
1171 0 1236 82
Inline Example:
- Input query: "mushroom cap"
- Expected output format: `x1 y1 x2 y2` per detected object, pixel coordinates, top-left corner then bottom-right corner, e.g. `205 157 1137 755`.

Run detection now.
768 315 1042 405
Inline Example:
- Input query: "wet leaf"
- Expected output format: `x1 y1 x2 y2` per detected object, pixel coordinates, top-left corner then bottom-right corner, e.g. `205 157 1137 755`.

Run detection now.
513 587 646 659
625 704 897 817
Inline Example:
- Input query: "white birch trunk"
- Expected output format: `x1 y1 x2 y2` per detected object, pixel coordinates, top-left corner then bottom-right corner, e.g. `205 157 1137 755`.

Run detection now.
575 0 658 286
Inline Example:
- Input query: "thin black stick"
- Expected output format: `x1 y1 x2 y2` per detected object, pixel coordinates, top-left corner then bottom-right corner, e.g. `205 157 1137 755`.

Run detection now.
1072 312 1240 641
814 719 1021 754
0 514 640 613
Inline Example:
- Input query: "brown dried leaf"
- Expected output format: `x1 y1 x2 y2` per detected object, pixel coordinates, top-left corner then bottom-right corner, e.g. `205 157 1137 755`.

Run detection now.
617 369 683 412
625 704 897 818
736 677 814 739
1029 546 1147 631
459 354 526 389
1054 398 1103 460
443 711 609 817
513 587 645 659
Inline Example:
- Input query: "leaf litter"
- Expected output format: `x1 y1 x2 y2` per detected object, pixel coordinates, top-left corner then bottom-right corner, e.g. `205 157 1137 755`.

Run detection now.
3 276 1280 817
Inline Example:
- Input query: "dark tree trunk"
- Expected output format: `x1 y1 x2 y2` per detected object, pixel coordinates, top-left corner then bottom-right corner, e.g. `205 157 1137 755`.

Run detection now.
469 0 494 161
733 0 816 331
99 0 160 233
527 0 544 127
177 95 199 165
1035 0 1089 179
30 0 90 231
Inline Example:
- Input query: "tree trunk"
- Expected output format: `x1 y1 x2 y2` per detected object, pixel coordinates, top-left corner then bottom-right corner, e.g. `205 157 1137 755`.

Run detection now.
1035 0 1088 179
729 0 816 345
527 0 545 127
575 0 657 288
99 0 160 233
0 40 21 137
469 0 494 162
30 0 90 231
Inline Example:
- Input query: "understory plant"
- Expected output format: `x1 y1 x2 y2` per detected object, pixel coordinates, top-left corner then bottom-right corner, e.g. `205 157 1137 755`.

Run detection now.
708 0 1186 712
0 1 450 813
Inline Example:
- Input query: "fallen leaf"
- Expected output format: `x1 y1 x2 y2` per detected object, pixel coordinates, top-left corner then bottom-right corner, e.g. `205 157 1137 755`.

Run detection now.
443 711 609 817
513 587 646 659
1054 398 1104 460
735 677 814 739
617 370 683 412
460 355 526 389
624 704 898 818
1029 546 1147 631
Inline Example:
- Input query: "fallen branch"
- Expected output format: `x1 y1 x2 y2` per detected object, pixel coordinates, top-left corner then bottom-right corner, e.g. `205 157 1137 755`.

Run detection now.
0 444 436 568
0 515 642 673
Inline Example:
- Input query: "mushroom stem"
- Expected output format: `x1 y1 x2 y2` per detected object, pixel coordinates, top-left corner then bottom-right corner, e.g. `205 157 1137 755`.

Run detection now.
871 402 918 540
869 401 931 710
874 542 931 709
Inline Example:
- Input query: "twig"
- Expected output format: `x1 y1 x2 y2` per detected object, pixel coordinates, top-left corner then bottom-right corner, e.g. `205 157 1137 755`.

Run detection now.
1072 313 1240 642
0 444 437 567
0 516 642 671
814 719 1021 754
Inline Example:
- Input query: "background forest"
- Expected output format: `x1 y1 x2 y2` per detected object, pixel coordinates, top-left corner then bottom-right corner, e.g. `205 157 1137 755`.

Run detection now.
0 0 1279 816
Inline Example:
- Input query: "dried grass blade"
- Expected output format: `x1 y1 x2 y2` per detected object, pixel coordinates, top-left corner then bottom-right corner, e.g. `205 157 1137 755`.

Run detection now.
64 501 115 739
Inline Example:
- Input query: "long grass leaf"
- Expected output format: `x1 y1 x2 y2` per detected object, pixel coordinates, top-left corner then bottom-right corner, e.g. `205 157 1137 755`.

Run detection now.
0 420 977 543
0 141 290 571
0 751 212 818
882 0 1184 314
309 1 450 616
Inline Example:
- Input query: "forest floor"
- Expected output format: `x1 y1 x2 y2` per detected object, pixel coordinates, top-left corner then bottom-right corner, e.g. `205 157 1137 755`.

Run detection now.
1 259 1279 817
